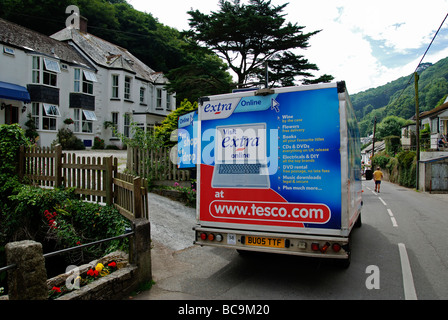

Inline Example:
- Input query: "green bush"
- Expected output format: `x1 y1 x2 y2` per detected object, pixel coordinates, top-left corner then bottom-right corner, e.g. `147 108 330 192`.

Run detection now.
92 136 105 149
3 186 130 263
0 124 29 176
397 151 416 188
55 128 85 150
371 152 391 169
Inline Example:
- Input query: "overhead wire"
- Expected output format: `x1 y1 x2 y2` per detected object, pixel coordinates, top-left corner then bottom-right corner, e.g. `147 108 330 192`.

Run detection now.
391 11 448 105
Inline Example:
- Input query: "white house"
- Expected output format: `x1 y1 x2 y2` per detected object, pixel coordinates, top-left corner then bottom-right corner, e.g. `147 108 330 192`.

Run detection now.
401 98 448 151
0 18 175 148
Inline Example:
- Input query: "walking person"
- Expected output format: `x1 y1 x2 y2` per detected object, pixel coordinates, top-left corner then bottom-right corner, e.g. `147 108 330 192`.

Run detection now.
373 167 383 193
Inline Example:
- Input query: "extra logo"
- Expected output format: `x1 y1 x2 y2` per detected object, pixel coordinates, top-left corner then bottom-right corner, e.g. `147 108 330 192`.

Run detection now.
203 102 233 115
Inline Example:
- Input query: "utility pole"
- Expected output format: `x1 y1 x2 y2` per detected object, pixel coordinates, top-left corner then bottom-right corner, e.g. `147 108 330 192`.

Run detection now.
372 116 377 161
414 72 420 190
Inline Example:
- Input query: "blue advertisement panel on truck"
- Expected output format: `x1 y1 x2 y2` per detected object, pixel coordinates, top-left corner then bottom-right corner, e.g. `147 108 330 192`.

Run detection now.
193 82 362 267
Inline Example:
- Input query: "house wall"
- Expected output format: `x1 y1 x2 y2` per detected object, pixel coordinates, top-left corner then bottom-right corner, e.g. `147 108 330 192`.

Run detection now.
1 44 175 149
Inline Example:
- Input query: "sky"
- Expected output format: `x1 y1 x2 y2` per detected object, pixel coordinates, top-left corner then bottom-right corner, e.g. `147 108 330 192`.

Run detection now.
127 0 448 94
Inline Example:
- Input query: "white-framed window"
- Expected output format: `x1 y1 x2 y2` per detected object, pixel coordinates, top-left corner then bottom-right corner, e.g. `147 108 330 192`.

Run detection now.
3 46 15 56
124 113 131 137
156 88 162 110
140 87 146 104
124 76 131 100
166 94 171 111
32 56 60 87
74 69 96 94
74 108 80 132
431 118 439 134
111 112 119 137
31 103 40 129
42 104 61 131
74 69 81 92
73 109 98 133
112 74 119 98
32 56 40 84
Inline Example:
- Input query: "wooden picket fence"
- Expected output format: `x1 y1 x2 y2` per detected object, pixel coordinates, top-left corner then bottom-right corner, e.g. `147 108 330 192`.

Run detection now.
127 146 191 182
18 144 148 220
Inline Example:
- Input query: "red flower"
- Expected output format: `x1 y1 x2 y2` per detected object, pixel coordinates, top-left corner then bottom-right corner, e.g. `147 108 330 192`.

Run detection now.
108 261 117 268
52 286 61 293
87 269 94 277
93 270 99 277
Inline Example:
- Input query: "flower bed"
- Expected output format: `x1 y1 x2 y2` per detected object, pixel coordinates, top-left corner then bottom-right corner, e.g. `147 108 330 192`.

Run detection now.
47 251 137 300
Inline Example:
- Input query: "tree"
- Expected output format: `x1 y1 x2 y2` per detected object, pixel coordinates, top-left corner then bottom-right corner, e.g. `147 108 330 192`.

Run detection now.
376 116 408 140
165 42 234 102
186 0 333 87
155 99 198 146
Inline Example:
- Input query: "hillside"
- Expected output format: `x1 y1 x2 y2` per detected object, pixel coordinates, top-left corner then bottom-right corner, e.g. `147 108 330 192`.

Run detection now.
352 57 448 136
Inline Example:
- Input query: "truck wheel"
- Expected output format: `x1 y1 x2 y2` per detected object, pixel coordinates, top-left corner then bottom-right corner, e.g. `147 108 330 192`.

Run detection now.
354 213 362 228
335 237 351 268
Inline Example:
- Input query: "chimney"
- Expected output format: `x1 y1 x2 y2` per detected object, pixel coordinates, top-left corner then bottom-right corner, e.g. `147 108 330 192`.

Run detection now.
79 16 88 33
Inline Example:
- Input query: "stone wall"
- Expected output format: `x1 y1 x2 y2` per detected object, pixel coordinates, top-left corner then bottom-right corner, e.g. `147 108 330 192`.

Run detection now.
2 218 152 300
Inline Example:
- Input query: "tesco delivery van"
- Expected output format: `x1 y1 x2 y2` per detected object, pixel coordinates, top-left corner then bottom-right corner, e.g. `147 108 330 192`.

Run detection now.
192 82 362 267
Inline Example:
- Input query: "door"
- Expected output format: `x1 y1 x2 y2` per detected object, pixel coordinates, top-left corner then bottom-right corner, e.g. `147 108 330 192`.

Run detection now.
5 105 19 124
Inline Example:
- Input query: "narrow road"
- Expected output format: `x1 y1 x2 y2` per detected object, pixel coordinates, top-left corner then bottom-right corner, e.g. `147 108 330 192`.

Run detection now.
130 181 448 300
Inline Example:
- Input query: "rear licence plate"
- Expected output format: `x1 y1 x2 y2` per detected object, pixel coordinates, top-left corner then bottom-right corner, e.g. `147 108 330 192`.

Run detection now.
245 236 285 248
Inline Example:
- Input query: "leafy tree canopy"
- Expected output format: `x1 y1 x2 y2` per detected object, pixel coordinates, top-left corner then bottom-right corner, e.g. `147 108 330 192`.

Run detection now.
186 0 333 87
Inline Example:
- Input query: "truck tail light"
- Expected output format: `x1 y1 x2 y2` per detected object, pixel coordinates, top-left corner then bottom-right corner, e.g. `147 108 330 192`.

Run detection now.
200 232 207 240
311 243 319 251
332 243 341 252
215 234 223 242
208 233 215 241
320 242 330 253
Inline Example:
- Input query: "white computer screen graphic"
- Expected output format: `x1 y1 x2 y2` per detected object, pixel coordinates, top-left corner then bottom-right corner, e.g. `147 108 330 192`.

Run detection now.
215 123 267 164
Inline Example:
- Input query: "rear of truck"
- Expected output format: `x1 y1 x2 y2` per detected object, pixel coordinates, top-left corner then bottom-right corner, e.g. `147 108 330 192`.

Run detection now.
193 82 362 266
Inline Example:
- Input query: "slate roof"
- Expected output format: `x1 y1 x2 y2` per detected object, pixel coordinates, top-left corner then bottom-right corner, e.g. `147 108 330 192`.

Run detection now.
51 27 168 84
0 18 94 70
419 100 448 119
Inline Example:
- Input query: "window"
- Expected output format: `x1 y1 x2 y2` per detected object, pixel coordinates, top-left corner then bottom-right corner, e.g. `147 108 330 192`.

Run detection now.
74 69 96 94
43 58 61 73
32 56 60 87
32 103 40 129
42 104 60 131
74 108 80 132
166 94 171 111
83 70 97 82
32 56 40 84
140 87 146 104
73 109 97 133
74 69 81 92
111 112 119 137
156 88 162 110
112 75 119 98
83 110 97 121
3 47 15 55
124 76 131 100
431 118 439 134
82 71 94 95
124 113 131 137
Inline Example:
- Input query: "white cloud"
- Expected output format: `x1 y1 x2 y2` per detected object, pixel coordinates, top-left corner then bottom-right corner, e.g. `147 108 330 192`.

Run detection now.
128 0 448 93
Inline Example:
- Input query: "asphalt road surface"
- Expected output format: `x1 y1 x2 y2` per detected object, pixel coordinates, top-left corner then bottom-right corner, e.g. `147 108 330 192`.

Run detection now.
131 180 448 300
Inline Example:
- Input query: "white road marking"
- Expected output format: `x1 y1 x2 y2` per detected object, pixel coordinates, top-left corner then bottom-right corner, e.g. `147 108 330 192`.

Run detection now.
398 243 418 300
379 197 387 206
390 217 398 227
387 209 398 227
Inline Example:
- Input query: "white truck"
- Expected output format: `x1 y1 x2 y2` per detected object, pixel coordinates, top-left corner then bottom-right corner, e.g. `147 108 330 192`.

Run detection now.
192 82 362 267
